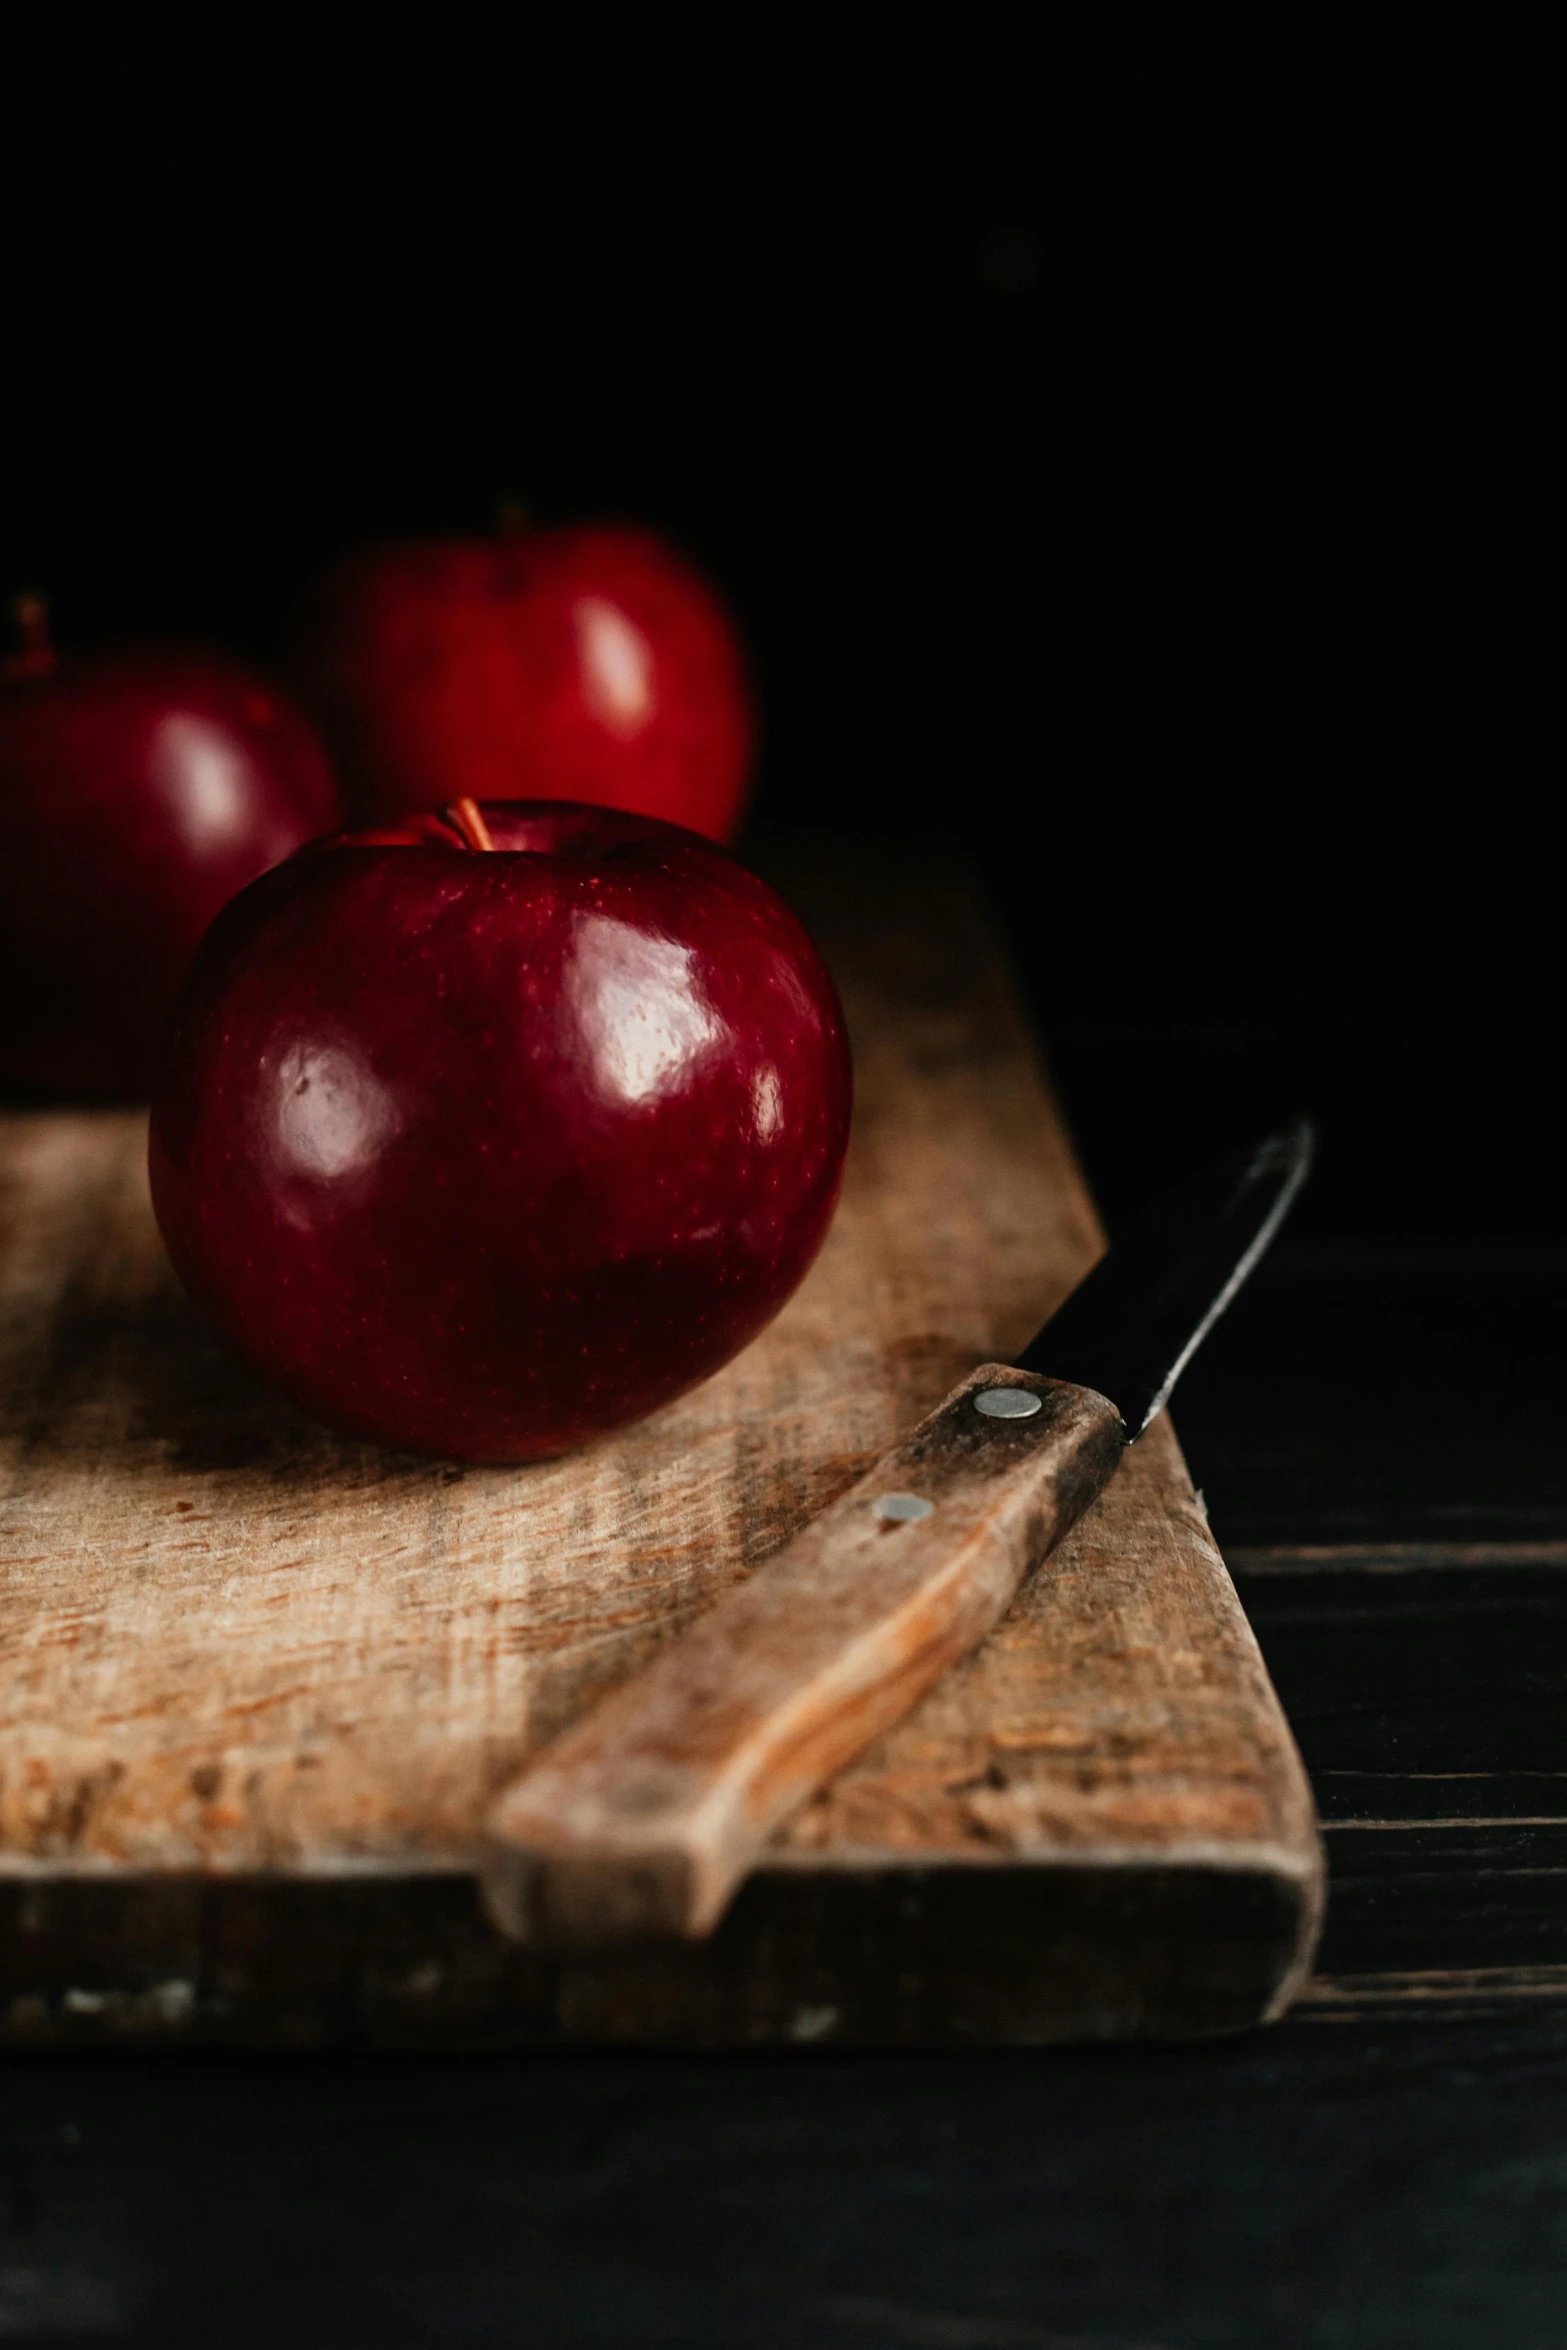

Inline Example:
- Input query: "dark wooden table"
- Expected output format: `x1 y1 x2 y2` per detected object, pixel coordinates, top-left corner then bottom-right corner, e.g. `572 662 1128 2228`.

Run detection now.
5 848 1565 2349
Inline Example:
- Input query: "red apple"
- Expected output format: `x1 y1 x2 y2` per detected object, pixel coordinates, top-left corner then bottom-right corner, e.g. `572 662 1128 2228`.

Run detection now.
292 524 755 841
149 801 851 1463
0 606 343 1098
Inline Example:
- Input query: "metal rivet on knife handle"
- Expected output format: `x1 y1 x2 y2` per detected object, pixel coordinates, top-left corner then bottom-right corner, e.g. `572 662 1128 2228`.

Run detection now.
872 1492 934 1522
974 1387 1043 1419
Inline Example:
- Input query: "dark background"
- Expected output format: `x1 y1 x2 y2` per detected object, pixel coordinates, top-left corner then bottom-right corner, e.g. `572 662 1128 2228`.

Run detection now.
3 141 1550 1241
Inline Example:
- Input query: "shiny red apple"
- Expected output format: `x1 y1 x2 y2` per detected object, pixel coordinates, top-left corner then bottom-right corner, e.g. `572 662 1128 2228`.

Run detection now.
149 801 851 1462
292 523 755 841
0 606 342 1097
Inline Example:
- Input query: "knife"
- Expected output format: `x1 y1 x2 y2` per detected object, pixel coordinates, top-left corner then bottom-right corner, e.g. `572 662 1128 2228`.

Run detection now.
482 1117 1314 1947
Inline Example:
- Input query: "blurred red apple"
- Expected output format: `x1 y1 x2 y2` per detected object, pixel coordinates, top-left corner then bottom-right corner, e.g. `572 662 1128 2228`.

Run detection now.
0 601 342 1097
149 801 850 1462
292 523 755 841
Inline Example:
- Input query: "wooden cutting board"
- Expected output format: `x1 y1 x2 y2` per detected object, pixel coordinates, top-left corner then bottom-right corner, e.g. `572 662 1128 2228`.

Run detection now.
0 844 1321 2047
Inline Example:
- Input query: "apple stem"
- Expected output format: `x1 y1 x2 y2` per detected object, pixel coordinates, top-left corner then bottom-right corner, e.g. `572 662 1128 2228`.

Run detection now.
495 494 533 536
4 590 58 682
445 797 497 852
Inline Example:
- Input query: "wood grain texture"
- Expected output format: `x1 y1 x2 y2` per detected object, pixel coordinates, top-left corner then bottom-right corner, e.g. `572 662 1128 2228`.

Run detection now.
484 1369 1126 1944
0 849 1321 2044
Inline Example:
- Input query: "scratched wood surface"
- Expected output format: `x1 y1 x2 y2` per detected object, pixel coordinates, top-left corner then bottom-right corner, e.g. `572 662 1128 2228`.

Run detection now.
0 849 1321 2045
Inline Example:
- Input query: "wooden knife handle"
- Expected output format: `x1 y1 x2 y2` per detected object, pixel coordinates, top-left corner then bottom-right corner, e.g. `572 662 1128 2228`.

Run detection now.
481 1366 1126 1947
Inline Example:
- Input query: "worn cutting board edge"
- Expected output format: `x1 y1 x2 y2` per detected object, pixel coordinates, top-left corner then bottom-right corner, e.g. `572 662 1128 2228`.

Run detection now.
0 841 1323 2045
0 1844 1319 2049
0 1840 1322 1881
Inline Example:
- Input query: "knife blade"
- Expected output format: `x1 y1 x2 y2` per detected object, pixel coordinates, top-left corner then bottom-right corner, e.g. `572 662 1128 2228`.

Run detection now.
481 1117 1314 1948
